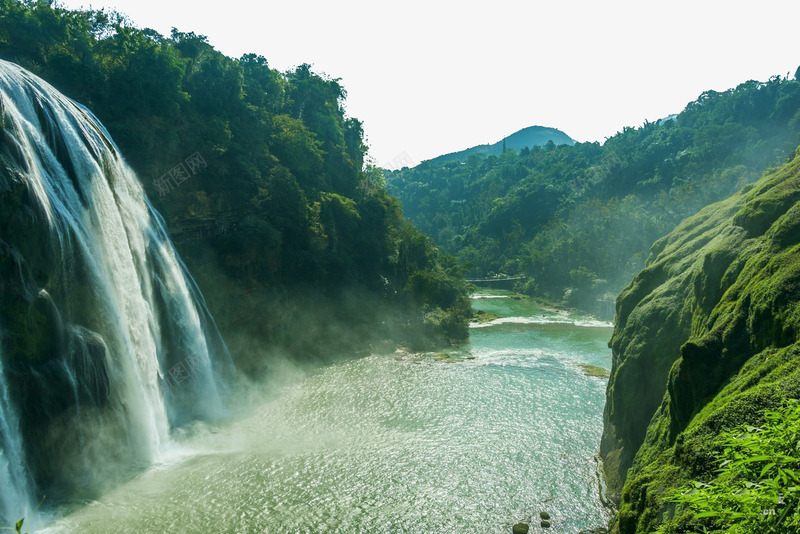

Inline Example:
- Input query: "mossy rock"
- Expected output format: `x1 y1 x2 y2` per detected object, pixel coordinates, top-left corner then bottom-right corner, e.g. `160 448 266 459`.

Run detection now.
602 149 800 533
432 352 465 363
579 364 611 378
471 311 500 323
511 523 529 534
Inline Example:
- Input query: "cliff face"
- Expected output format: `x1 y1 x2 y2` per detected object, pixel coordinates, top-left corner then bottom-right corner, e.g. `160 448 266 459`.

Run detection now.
601 149 800 533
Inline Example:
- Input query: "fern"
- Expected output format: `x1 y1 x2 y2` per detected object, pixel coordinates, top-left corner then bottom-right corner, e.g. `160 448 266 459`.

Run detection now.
671 401 800 532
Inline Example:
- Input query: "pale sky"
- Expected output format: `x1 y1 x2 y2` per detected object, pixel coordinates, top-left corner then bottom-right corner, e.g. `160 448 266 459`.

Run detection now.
59 0 800 167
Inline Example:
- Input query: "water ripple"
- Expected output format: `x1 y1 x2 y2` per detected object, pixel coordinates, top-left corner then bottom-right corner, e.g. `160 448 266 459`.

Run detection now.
43 305 613 533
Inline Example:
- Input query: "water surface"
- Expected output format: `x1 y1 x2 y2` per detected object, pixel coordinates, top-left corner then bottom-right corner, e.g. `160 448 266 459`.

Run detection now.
42 291 613 533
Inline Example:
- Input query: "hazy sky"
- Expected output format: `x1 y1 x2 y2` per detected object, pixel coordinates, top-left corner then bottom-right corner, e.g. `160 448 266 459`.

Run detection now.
60 0 800 167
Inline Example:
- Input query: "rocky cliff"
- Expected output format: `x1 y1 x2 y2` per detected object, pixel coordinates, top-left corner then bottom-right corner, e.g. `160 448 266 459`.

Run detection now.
601 148 800 532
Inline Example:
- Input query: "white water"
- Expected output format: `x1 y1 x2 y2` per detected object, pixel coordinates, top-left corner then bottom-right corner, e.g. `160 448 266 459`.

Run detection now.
0 351 33 524
0 60 232 526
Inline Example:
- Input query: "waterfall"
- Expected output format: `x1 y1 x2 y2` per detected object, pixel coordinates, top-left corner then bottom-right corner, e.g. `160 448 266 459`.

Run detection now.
0 350 33 525
0 60 235 524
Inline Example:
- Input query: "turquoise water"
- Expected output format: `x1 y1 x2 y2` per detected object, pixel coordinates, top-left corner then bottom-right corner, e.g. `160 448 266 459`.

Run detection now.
42 292 613 533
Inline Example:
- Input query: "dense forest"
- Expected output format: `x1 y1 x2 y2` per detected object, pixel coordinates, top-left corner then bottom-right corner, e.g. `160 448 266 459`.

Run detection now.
0 0 471 374
387 76 800 315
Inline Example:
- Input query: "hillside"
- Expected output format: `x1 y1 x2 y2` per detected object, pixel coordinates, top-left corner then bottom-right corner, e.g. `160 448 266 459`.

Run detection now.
0 1 471 373
387 77 800 316
601 148 800 533
425 125 574 165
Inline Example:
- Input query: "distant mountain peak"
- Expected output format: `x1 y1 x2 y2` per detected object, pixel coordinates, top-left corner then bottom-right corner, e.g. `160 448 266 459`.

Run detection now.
424 125 574 165
499 125 575 151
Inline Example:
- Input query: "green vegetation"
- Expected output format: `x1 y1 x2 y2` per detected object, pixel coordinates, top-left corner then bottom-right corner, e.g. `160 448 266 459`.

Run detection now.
0 0 470 371
471 311 500 324
1 495 44 534
667 402 800 533
0 518 26 534
601 148 800 533
5 4 800 533
387 78 800 314
578 364 611 379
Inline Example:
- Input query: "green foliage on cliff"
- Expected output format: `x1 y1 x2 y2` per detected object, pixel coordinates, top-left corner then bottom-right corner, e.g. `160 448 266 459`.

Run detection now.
602 148 800 533
387 78 800 313
669 401 800 532
0 0 471 366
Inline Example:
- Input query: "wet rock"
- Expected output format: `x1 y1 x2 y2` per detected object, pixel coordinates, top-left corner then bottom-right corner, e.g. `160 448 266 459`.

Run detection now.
540 511 550 520
512 523 529 534
540 520 551 528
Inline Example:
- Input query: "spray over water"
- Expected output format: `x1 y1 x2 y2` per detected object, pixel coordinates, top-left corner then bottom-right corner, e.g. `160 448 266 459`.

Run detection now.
0 60 234 525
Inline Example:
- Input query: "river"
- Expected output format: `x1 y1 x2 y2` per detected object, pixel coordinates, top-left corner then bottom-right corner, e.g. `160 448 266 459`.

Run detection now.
41 291 613 533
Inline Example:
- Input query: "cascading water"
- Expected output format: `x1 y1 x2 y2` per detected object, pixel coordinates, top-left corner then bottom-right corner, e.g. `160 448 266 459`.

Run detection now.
0 348 33 526
0 59 234 525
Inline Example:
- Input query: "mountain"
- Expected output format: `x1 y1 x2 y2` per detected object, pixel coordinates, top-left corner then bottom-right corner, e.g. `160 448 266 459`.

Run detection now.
601 148 800 533
424 125 575 165
0 0 471 373
386 75 800 316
